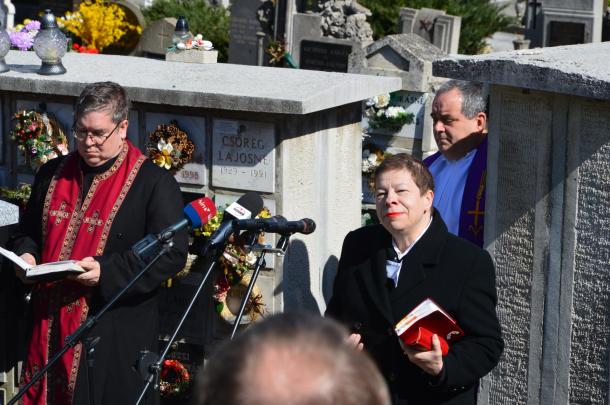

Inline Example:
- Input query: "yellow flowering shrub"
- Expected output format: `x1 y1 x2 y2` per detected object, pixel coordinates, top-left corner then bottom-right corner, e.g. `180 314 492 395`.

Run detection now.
59 0 142 52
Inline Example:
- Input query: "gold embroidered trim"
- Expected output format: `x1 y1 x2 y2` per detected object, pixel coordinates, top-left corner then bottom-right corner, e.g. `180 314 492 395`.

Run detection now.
97 154 146 255
42 155 71 246
67 298 90 401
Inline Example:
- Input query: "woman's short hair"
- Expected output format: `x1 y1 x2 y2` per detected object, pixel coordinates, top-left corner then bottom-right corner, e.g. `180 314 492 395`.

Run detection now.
75 81 129 123
374 153 435 194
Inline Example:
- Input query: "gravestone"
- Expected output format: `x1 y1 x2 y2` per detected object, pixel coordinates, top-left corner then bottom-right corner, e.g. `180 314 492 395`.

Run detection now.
349 33 445 158
139 17 177 57
229 0 267 65
1 0 15 29
398 7 461 54
291 13 359 72
434 42 610 404
525 0 604 47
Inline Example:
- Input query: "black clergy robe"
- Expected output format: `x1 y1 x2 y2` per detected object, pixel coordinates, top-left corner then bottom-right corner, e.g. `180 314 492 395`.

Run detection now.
11 151 188 405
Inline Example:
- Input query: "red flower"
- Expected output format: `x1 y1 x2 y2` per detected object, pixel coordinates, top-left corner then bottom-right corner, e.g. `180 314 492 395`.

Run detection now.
72 43 79 50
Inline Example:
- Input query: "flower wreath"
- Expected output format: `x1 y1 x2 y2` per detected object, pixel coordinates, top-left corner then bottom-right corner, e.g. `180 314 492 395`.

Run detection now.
159 359 190 398
362 144 392 192
196 205 270 323
147 120 195 174
10 110 69 170
365 93 414 132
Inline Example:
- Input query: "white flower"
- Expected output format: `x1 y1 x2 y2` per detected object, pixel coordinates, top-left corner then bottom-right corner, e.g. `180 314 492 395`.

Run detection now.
384 106 406 119
367 154 378 165
365 97 376 107
177 42 186 50
374 94 390 109
202 40 214 51
195 34 203 40
157 139 174 154
376 109 385 118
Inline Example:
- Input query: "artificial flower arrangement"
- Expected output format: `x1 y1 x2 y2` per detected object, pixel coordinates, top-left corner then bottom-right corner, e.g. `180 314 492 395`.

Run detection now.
10 110 69 170
71 43 100 54
195 206 270 323
58 0 141 53
0 183 32 209
8 19 40 50
167 34 214 52
362 144 392 192
146 121 195 175
159 359 190 399
365 93 414 132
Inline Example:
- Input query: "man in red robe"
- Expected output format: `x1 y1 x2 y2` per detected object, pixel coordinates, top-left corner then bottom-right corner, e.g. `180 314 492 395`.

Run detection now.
12 82 188 405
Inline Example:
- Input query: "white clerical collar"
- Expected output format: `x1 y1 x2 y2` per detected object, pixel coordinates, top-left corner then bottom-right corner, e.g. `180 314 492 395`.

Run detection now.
392 216 433 261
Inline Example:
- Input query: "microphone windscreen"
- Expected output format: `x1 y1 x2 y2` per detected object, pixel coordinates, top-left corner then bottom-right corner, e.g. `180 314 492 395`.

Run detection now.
228 192 264 220
184 197 217 228
302 218 316 234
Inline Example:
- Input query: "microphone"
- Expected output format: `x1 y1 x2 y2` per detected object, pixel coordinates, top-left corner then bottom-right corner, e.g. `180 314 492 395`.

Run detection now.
233 216 316 235
133 197 217 261
203 192 264 251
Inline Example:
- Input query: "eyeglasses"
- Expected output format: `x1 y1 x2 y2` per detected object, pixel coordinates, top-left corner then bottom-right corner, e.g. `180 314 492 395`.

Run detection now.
72 120 122 144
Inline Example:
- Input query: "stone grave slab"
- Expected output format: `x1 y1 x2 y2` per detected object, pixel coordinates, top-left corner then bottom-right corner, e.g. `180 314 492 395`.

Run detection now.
212 119 275 193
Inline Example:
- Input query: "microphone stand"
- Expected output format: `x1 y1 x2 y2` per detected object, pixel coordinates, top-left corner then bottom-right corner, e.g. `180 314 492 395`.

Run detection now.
229 234 290 340
134 242 226 405
8 242 174 405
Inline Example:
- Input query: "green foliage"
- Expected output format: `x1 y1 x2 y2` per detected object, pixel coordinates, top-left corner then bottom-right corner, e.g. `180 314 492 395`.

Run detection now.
142 0 230 62
357 0 517 54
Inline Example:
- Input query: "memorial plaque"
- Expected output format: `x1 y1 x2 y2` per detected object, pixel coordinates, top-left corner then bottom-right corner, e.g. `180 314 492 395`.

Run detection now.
300 40 352 73
548 21 585 46
212 119 275 193
145 113 207 187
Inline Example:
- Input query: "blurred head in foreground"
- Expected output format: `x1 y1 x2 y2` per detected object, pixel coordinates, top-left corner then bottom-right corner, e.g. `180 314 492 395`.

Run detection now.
197 313 390 405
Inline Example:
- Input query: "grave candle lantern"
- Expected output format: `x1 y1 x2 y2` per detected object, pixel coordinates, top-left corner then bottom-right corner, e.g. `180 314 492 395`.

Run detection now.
173 16 192 45
33 10 68 75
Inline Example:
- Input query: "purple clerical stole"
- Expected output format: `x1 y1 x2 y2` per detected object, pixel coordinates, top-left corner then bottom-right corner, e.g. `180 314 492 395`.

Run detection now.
424 138 487 247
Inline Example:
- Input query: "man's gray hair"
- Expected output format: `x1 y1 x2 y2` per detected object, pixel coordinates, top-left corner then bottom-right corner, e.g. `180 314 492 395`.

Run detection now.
436 80 487 119
197 313 391 405
75 81 129 123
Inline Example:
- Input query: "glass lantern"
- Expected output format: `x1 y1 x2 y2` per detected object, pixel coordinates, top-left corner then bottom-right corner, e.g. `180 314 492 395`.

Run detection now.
0 23 10 73
33 10 68 75
173 16 192 45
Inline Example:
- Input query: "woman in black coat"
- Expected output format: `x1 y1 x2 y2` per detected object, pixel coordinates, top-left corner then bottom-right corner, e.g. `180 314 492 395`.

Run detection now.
326 153 503 405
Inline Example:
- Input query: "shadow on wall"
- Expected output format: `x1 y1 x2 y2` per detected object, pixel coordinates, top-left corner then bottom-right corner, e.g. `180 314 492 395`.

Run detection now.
322 254 338 305
275 239 320 314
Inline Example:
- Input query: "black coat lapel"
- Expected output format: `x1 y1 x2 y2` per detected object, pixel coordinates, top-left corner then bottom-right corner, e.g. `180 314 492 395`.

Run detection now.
393 213 446 297
356 236 394 325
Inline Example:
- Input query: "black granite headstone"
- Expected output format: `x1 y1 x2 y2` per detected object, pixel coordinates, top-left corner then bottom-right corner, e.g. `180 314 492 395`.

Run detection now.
548 21 585 46
299 40 352 73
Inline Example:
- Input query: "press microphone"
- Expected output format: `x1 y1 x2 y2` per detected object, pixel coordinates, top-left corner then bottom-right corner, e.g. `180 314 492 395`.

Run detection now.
233 216 316 235
133 197 217 261
203 192 264 251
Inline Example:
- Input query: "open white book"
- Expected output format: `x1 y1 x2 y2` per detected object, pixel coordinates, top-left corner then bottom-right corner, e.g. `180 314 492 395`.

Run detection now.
0 246 85 281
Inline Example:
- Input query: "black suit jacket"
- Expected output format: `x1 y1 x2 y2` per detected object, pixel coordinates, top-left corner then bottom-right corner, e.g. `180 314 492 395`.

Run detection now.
326 213 503 405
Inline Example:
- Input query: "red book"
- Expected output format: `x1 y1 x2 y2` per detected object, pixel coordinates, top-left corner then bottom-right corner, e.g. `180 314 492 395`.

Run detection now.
394 298 464 356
